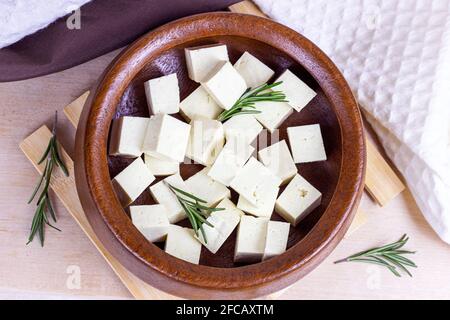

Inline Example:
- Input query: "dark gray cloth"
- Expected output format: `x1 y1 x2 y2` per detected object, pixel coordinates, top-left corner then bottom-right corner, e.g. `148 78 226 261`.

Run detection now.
0 0 240 82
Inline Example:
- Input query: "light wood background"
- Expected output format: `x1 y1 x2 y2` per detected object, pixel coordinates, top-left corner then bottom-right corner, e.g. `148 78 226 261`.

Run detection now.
1 45 450 299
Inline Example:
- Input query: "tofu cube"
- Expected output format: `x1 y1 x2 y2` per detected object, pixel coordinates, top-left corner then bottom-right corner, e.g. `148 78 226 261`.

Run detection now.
142 114 191 162
223 114 263 144
195 198 243 254
149 174 187 223
212 198 245 234
275 69 316 112
287 124 327 163
179 86 222 121
234 51 274 88
230 157 282 206
253 92 293 133
186 119 224 165
263 221 290 260
207 138 254 186
109 116 149 157
195 216 226 254
130 205 170 242
258 140 297 185
144 153 179 176
144 73 180 115
185 167 231 207
234 215 269 263
185 44 229 82
201 61 247 110
236 183 279 218
165 225 201 264
275 174 322 226
112 157 155 206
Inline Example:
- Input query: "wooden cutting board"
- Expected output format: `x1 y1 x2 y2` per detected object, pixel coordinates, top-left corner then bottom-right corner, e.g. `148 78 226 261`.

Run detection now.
19 1 404 300
20 121 176 300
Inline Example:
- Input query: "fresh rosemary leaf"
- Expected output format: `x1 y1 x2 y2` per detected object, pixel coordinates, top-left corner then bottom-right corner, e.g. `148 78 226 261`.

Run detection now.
26 111 67 247
199 225 207 244
51 137 69 176
37 160 53 204
383 255 412 277
37 138 52 165
217 81 288 122
334 234 417 277
46 196 57 223
28 160 49 204
168 184 224 243
169 185 207 203
183 199 223 212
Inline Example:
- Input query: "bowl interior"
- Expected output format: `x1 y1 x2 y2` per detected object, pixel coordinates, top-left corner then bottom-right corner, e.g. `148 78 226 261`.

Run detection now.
107 35 342 268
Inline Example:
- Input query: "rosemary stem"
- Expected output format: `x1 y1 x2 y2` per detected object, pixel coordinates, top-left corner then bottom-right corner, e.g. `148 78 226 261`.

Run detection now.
217 81 287 122
333 258 349 264
168 184 223 243
334 234 417 277
26 111 66 246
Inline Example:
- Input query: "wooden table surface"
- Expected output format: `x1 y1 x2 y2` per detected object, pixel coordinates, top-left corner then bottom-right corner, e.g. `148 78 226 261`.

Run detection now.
1 49 449 300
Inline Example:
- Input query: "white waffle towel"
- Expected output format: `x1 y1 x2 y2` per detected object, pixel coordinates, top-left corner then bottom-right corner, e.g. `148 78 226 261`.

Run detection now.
254 0 450 243
0 0 91 49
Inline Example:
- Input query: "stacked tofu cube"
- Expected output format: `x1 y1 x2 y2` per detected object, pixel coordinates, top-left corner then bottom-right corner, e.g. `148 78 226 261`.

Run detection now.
108 42 328 266
230 157 282 218
195 198 243 254
234 216 291 262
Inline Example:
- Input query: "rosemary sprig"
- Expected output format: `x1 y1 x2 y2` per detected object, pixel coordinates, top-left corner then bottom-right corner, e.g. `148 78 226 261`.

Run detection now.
334 234 417 277
217 81 288 122
168 184 224 243
27 112 68 246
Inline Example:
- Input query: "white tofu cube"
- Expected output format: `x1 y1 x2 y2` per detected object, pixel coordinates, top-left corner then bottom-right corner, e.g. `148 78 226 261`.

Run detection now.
144 153 179 176
234 51 274 88
130 204 170 242
195 198 243 254
195 216 226 254
207 138 254 186
234 215 269 263
222 114 263 144
254 93 293 133
258 140 297 185
186 119 224 165
201 61 247 110
236 183 279 218
165 225 201 264
185 44 229 82
287 124 327 163
275 174 322 226
109 116 149 157
142 114 191 162
149 174 187 223
185 167 230 207
112 157 155 206
263 221 290 260
230 157 282 206
275 69 316 112
213 198 245 234
179 86 222 121
144 73 180 115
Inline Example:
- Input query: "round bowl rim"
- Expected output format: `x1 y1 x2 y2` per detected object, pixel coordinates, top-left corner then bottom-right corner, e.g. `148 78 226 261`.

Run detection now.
75 12 366 299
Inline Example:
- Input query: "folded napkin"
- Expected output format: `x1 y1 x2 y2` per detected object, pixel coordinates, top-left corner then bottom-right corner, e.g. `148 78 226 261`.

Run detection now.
254 0 450 243
0 0 92 49
0 0 240 82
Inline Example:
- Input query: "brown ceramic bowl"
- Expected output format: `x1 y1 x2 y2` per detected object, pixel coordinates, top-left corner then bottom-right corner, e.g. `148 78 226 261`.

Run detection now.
75 12 365 299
